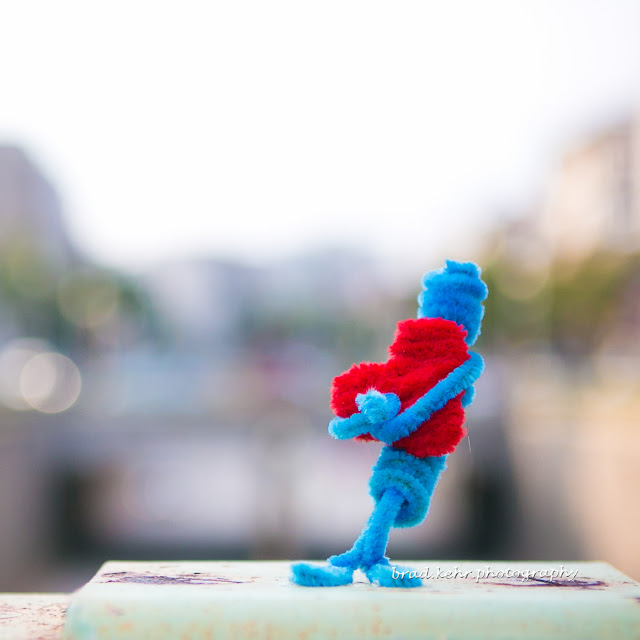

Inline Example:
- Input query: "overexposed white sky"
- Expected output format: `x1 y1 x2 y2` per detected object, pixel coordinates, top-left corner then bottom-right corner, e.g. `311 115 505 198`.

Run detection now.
1 1 640 276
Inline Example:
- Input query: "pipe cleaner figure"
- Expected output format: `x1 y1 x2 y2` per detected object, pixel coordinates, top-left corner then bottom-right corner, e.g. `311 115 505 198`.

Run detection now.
291 260 488 588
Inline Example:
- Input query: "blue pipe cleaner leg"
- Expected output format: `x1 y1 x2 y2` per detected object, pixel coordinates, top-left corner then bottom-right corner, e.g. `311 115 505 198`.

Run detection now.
329 486 405 571
357 483 424 588
355 486 425 588
328 486 423 588
291 487 404 587
291 450 447 588
365 448 448 588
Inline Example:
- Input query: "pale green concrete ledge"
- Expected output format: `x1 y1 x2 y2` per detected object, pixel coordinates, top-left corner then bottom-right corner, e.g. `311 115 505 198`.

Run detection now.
53 560 639 640
2 561 638 639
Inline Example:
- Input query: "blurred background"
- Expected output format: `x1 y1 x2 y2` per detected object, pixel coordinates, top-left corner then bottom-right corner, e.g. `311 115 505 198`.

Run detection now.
1 0 639 591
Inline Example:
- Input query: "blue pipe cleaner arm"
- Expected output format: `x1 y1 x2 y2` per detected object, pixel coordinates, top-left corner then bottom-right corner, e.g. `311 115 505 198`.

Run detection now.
328 351 484 445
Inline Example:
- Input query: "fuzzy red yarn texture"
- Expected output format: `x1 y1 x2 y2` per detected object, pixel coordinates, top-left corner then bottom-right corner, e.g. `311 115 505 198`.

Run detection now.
330 317 471 458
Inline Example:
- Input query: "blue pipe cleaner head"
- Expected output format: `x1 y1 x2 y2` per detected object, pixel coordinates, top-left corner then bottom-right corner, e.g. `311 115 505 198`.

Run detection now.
417 260 488 346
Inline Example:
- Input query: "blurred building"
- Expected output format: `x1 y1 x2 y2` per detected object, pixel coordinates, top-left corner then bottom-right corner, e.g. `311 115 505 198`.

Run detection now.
0 145 75 266
539 111 640 260
0 145 78 345
487 109 640 270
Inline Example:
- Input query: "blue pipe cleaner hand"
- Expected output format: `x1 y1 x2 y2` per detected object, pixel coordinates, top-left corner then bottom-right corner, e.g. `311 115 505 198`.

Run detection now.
356 389 401 421
328 390 401 441
328 413 370 440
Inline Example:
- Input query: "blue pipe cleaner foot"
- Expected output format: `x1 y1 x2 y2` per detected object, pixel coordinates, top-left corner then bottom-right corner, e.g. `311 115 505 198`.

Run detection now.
364 562 423 588
290 562 354 587
327 549 361 568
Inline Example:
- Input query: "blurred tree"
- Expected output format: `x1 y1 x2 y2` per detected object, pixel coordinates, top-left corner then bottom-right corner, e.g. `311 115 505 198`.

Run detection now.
478 248 640 358
0 234 71 345
0 233 163 355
